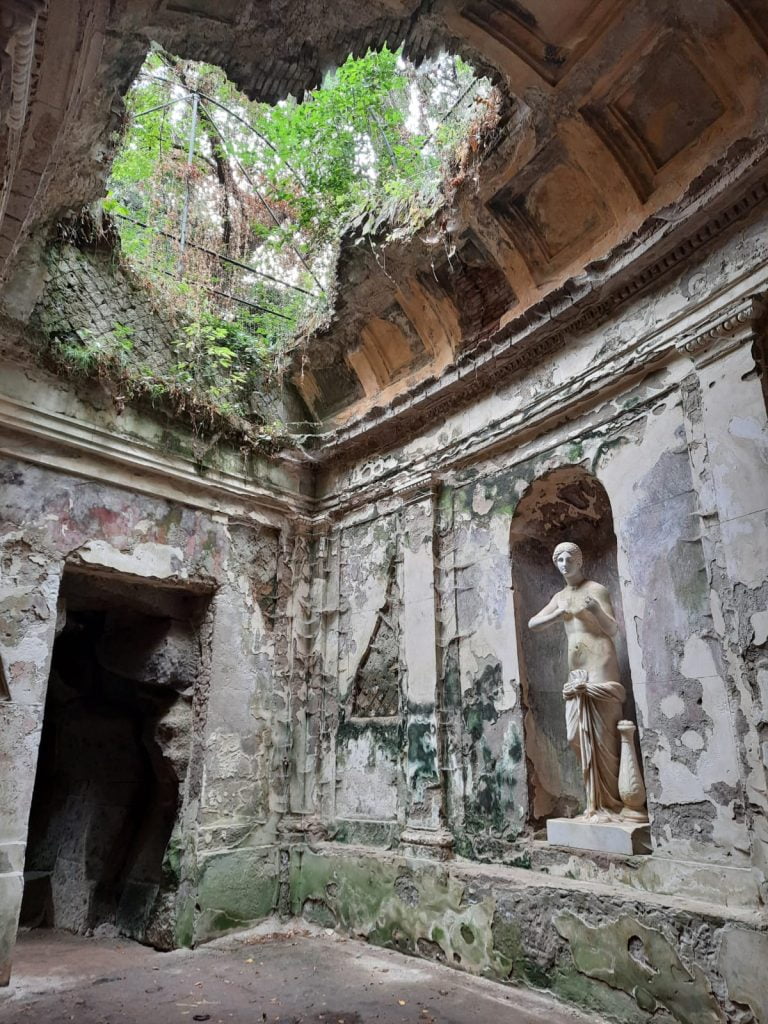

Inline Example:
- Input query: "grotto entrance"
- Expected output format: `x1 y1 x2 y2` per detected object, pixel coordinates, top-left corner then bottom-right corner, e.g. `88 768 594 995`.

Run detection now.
20 569 210 949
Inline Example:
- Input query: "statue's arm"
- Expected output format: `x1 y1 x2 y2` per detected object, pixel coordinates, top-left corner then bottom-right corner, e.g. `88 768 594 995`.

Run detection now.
584 585 619 638
528 594 562 631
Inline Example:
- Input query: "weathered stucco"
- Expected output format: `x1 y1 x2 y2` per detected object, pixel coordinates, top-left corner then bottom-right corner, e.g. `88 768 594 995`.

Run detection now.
2 2 768 1019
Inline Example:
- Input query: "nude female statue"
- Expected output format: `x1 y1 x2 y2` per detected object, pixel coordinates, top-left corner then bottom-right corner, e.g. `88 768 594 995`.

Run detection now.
528 541 625 820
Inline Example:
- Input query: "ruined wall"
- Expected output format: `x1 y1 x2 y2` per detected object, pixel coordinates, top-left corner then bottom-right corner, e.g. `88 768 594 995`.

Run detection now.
2 136 768 1024
284 203 768 1006
314 357 764 888
259 201 768 1023
32 241 178 372
23 235 309 429
1 1 765 1019
21 571 208 946
0 455 296 974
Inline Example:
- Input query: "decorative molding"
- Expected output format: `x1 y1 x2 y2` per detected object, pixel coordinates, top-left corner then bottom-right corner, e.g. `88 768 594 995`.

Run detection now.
0 383 312 522
460 0 621 86
488 141 616 277
4 15 37 133
727 0 768 57
675 294 766 366
581 31 731 202
0 1 44 234
309 164 768 470
0 0 44 50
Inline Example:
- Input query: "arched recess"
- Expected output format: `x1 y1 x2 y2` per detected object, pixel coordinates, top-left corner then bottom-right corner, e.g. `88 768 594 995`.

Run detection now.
509 466 640 829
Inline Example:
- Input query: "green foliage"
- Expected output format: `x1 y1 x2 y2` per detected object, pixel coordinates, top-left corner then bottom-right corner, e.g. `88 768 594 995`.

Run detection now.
93 43 492 437
106 45 489 324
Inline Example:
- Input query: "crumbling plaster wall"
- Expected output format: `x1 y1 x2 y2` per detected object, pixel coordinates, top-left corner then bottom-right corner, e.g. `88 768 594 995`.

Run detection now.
1 104 768 1024
314 497 443 846
271 203 768 1022
307 203 768 914
0 456 295 974
0 234 766 1024
315 383 756 880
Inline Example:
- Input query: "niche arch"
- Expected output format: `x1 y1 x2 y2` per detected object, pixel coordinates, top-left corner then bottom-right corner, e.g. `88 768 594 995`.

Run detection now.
509 466 640 829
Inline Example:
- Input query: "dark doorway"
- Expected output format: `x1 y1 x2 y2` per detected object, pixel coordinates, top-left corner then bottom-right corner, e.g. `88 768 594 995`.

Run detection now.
21 570 209 949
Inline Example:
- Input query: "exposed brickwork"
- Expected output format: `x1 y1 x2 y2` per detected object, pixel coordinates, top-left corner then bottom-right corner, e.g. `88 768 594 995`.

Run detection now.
31 243 178 372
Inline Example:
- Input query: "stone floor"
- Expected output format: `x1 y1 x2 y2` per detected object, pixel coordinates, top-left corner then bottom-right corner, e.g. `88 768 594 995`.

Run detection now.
0 924 607 1024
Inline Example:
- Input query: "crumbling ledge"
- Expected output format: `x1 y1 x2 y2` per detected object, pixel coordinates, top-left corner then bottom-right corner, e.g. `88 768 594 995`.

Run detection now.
191 839 768 1024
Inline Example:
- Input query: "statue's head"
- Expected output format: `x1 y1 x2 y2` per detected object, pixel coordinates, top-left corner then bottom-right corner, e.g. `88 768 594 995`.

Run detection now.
552 541 583 579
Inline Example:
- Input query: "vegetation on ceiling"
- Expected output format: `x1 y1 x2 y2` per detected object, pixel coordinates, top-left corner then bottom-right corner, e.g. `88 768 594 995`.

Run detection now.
44 45 497 445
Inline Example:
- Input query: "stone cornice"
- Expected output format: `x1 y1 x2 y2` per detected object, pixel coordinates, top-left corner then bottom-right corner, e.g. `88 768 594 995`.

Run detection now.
2 169 768 525
1 274 766 526
308 156 768 474
0 384 314 524
675 294 766 367
312 270 768 517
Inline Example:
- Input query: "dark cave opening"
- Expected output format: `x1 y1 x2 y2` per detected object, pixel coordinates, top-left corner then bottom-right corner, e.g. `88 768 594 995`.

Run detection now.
20 571 208 949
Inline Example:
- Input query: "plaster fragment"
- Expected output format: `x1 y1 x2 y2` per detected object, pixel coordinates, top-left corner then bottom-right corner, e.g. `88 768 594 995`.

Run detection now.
679 635 718 679
472 487 493 516
718 927 768 1023
659 694 685 718
728 415 768 444
680 730 704 750
74 539 186 580
750 609 768 646
709 589 725 637
555 913 722 1023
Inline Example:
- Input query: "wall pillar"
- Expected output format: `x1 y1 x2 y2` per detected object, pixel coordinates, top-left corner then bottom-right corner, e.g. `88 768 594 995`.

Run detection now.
677 294 768 898
0 556 60 984
399 489 453 857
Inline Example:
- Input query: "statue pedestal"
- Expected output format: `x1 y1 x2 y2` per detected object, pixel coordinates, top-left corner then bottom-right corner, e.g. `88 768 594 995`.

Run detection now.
547 817 651 855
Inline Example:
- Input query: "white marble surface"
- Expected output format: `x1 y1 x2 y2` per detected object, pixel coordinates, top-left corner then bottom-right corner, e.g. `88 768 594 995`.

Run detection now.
547 818 652 855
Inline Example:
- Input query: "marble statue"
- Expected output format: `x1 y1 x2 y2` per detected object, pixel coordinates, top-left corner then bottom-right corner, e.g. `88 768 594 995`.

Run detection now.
527 541 631 821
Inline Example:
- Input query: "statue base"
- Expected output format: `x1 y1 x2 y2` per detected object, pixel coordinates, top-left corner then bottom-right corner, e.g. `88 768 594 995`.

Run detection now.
547 817 651 855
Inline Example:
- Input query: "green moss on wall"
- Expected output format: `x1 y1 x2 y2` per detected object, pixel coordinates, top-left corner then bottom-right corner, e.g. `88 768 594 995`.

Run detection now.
555 913 723 1024
194 849 280 942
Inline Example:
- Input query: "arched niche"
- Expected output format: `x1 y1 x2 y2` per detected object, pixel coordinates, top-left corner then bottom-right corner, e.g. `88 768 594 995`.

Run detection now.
510 467 639 828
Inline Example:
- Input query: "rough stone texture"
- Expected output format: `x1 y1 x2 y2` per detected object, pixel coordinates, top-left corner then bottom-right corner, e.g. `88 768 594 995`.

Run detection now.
31 242 178 372
20 571 207 946
290 845 765 1024
0 456 290 971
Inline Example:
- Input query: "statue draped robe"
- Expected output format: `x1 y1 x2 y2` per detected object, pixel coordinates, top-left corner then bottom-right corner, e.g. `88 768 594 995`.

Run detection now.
564 670 625 816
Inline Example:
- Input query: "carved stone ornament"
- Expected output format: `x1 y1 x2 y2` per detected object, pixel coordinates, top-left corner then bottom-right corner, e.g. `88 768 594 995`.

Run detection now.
675 294 766 367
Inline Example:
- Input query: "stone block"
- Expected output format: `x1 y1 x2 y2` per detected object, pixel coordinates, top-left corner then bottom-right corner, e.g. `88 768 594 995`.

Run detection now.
546 818 651 855
0 872 24 986
195 847 280 942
